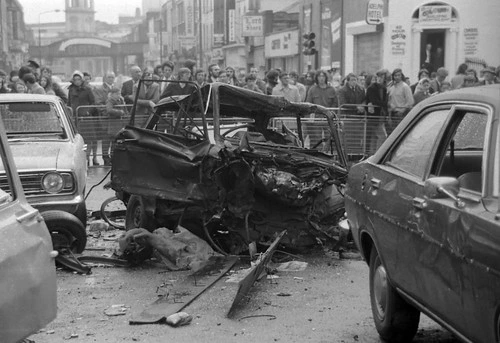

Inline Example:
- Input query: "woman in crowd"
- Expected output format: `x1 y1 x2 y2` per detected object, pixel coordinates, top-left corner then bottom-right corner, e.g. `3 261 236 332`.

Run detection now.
413 78 432 105
40 75 56 95
225 66 240 86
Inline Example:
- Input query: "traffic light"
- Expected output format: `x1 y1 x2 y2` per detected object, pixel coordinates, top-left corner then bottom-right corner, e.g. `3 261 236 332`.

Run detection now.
302 32 317 55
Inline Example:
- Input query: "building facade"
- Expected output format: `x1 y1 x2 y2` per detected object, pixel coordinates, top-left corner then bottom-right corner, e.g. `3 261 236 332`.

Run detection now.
0 0 30 72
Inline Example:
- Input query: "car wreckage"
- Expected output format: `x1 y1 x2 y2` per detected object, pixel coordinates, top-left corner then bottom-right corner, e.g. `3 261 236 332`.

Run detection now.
110 81 349 254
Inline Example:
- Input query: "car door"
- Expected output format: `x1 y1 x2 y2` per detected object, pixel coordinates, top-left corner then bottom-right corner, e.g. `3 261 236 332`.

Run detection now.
363 106 451 283
0 118 57 342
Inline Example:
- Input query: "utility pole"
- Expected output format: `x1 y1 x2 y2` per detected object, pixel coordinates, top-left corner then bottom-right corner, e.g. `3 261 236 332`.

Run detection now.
198 0 202 69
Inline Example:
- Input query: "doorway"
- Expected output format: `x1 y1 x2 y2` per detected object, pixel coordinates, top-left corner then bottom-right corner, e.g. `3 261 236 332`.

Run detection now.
420 29 446 73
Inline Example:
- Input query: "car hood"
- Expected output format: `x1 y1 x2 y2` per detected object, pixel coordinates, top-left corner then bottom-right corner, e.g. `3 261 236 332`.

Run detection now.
5 141 74 171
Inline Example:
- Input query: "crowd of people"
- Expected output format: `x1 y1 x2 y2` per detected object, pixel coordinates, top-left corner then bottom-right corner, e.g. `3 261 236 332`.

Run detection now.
0 58 499 163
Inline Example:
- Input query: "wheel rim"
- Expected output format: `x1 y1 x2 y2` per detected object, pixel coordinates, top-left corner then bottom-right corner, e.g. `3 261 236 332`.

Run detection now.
373 261 388 321
51 229 77 252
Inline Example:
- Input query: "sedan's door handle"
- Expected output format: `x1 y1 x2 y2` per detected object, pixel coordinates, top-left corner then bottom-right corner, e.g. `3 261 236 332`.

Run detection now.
16 209 39 223
412 197 427 210
370 178 381 190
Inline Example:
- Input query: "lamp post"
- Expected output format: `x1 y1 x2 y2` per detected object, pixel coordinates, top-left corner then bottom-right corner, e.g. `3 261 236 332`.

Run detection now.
38 9 61 65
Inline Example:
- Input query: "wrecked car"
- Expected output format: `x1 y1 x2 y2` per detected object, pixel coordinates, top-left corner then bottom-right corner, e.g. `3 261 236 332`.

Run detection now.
110 82 348 253
344 85 500 343
0 104 57 342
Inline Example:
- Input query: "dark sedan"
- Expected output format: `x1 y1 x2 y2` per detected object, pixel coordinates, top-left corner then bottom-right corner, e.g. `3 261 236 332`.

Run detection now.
344 85 500 343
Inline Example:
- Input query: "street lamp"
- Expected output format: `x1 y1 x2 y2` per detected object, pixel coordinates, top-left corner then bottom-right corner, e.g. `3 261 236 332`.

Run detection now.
38 9 61 65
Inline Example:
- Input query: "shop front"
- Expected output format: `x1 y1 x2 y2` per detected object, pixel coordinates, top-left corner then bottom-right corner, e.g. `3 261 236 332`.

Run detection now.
264 29 300 72
385 0 500 80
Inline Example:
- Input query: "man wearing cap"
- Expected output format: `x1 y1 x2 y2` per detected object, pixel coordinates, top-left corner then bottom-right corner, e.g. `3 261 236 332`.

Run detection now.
476 66 498 86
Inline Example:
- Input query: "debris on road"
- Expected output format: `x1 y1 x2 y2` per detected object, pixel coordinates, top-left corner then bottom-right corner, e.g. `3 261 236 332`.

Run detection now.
274 261 308 272
117 226 218 270
104 304 129 316
130 255 238 325
227 230 286 318
166 312 193 327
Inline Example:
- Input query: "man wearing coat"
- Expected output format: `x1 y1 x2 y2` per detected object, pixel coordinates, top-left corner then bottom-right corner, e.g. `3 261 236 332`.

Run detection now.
337 73 366 116
121 66 142 104
135 69 160 126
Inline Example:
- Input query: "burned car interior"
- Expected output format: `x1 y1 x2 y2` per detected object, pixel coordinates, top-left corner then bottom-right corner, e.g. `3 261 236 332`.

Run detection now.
111 81 349 254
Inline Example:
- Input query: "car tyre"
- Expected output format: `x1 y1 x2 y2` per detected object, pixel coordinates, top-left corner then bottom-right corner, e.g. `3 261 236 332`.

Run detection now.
369 248 420 343
42 210 87 254
125 195 157 232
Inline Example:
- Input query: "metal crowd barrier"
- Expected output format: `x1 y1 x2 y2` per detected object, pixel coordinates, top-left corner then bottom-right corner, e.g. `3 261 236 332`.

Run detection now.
74 104 152 162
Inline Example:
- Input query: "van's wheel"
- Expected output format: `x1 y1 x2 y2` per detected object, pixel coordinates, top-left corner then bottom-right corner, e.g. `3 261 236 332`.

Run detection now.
496 315 500 343
42 210 87 254
369 247 420 343
125 195 157 232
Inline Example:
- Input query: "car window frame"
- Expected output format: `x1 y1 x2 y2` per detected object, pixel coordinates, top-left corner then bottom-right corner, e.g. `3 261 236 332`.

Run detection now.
431 104 493 197
379 105 453 182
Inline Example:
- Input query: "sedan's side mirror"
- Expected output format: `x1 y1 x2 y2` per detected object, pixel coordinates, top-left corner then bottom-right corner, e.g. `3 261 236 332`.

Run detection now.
424 177 464 208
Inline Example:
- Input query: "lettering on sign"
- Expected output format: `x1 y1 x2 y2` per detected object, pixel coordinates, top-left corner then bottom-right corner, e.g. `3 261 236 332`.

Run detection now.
464 27 479 56
366 0 384 25
242 16 263 37
390 25 407 55
186 2 194 35
419 5 451 24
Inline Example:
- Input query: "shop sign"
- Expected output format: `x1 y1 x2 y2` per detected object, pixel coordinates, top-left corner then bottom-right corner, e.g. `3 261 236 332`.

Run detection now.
213 34 224 46
228 9 235 42
390 25 407 55
212 48 223 60
264 30 299 58
366 0 384 25
179 36 196 49
186 0 194 36
242 16 263 37
419 5 452 24
464 27 479 56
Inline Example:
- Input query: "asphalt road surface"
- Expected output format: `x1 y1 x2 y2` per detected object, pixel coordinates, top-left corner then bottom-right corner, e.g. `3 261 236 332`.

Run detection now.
28 166 460 343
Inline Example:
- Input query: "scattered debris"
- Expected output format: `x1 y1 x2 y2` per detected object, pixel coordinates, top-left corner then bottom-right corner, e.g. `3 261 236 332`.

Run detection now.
63 333 79 340
166 312 193 327
276 292 292 297
275 261 308 272
118 226 218 270
227 230 286 318
238 314 277 321
104 304 129 316
130 256 238 325
88 220 110 232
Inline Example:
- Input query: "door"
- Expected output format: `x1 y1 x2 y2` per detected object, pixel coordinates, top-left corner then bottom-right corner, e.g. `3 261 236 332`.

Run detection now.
420 29 446 73
0 119 57 342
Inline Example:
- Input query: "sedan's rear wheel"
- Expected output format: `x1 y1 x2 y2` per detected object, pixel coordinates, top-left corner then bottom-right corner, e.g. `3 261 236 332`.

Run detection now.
369 247 420 343
42 210 87 254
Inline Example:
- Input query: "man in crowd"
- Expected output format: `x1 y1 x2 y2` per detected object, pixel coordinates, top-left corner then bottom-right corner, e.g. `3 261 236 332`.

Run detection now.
387 68 414 134
305 70 338 108
476 66 498 85
94 71 117 165
289 71 307 101
249 67 266 93
121 65 142 104
160 67 195 99
242 74 263 93
159 61 175 94
23 73 45 94
134 68 160 125
430 67 449 93
272 71 301 102
207 64 221 83
337 73 366 115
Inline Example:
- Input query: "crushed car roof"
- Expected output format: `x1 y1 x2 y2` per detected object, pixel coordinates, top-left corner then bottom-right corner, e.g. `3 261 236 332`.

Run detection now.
155 82 335 118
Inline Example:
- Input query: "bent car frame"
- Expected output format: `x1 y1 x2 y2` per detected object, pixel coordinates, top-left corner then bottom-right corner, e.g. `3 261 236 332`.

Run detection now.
344 85 500 343
110 81 349 253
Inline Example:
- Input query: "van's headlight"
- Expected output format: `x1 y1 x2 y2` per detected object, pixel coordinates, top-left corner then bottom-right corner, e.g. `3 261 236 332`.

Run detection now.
42 172 64 193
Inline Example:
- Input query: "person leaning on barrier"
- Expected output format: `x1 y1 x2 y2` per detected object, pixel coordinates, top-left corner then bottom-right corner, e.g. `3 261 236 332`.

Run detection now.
365 69 389 154
135 69 160 125
121 66 142 104
337 73 366 115
106 87 128 157
67 70 98 165
93 71 116 166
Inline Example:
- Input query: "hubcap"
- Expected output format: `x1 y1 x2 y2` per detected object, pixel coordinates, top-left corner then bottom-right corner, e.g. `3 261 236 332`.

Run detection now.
373 262 388 320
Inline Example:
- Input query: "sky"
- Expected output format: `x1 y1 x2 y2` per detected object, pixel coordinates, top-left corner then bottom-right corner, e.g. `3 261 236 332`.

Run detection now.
19 0 142 24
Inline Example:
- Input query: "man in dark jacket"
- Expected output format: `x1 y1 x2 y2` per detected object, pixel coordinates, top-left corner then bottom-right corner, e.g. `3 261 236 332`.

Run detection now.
337 73 366 115
365 69 389 154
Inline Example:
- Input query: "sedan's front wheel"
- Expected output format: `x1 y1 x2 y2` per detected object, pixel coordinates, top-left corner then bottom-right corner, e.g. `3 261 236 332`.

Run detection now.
369 247 420 343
